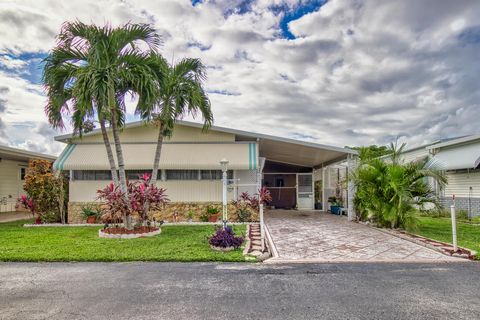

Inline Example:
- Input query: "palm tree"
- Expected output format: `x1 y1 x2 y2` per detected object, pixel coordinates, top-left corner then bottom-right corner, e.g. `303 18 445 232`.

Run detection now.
138 58 213 185
350 143 447 229
43 21 162 227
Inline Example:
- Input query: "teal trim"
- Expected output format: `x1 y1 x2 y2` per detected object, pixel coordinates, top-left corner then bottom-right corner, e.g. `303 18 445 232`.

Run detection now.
58 144 76 171
54 144 72 171
253 143 257 170
248 143 253 170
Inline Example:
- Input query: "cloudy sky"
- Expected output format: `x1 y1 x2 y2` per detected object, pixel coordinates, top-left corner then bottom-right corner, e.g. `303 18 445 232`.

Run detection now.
0 0 479 155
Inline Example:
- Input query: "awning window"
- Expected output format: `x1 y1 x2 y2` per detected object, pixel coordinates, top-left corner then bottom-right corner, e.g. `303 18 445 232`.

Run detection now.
429 143 480 170
54 143 257 171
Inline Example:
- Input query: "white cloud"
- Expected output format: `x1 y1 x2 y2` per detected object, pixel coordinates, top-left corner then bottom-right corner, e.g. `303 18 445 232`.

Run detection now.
0 0 479 155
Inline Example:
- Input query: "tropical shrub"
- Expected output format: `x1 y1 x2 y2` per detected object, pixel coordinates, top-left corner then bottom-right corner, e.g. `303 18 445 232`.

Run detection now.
22 159 67 223
230 188 272 222
350 142 446 229
97 183 130 223
237 208 252 222
208 226 244 248
129 173 169 221
97 174 169 223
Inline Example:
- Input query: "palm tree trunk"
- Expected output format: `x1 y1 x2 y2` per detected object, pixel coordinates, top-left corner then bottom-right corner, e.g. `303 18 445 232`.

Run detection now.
108 86 131 229
150 122 164 184
143 122 164 217
99 116 119 184
110 110 131 229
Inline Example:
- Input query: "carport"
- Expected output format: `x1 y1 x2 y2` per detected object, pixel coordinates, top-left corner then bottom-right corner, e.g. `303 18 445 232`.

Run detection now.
233 129 358 220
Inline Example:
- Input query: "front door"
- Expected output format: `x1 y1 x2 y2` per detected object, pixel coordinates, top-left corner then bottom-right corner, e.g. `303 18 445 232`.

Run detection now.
297 173 314 209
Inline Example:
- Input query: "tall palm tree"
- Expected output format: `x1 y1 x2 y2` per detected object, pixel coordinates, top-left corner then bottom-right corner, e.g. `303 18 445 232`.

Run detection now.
138 58 213 185
43 21 162 227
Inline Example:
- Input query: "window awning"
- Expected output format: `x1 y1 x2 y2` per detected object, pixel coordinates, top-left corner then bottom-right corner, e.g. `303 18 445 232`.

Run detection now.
429 143 480 170
54 143 257 171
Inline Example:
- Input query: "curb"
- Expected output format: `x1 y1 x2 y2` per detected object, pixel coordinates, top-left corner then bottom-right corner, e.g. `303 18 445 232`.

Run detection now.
23 222 255 227
263 224 278 261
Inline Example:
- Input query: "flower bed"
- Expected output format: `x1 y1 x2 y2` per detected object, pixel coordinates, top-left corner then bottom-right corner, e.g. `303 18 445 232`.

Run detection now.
99 226 161 239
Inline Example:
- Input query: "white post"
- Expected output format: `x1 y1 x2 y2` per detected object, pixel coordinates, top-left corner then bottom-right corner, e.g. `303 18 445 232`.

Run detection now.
222 169 228 228
347 154 357 221
322 167 327 212
260 203 265 252
450 198 458 252
257 171 265 252
220 158 229 229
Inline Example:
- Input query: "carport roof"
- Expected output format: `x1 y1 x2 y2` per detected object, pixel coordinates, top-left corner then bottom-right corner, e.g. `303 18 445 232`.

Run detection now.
55 120 356 168
0 144 57 162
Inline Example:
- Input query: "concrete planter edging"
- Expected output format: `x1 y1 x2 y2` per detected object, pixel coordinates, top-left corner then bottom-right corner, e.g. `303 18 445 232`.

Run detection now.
98 228 161 239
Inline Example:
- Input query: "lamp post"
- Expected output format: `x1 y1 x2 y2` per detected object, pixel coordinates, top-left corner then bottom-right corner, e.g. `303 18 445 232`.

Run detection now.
220 158 229 229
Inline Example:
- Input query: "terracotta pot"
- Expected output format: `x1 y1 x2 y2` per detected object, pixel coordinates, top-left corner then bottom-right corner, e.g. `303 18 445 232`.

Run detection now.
208 214 219 223
86 216 97 224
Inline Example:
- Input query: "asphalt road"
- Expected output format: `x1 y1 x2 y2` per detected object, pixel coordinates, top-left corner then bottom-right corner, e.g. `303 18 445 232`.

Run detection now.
0 262 479 320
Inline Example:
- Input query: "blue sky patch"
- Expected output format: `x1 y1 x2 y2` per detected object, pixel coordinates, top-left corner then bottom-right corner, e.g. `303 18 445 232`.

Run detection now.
0 52 46 84
273 0 327 39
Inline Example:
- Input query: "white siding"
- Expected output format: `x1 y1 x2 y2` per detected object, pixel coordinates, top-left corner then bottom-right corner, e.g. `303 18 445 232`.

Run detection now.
0 159 27 212
69 180 235 202
73 124 235 144
401 148 430 163
444 170 480 198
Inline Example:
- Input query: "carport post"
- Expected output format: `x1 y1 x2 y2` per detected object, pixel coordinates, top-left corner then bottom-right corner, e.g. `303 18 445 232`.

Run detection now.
322 167 327 211
347 154 357 221
450 195 458 252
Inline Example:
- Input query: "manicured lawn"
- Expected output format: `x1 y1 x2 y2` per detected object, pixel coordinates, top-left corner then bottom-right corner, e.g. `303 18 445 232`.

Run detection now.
410 217 480 256
0 220 249 262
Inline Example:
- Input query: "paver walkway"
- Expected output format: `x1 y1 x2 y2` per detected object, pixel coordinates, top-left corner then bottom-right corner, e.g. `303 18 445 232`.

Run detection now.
265 210 461 262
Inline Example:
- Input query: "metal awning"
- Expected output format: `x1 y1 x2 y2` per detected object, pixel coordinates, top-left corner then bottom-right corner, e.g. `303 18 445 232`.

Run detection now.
54 143 257 171
430 143 480 170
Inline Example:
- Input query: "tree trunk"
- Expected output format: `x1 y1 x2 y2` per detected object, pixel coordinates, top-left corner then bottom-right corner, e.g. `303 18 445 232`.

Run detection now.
110 110 131 229
108 86 131 229
143 122 164 217
99 116 119 184
59 176 65 224
150 122 164 184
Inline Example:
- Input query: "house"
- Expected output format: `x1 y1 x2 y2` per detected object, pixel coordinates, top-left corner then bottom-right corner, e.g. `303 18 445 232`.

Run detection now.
0 145 57 213
53 120 357 223
400 135 480 217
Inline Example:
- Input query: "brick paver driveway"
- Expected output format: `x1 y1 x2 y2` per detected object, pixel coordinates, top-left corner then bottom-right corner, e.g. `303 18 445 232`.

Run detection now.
265 210 460 262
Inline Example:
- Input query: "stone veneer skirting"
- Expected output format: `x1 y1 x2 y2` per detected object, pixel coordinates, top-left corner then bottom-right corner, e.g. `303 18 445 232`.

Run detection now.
67 202 258 224
439 197 480 217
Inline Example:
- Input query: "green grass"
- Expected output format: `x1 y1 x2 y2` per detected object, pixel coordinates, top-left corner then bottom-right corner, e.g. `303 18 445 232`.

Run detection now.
0 220 249 262
409 217 480 256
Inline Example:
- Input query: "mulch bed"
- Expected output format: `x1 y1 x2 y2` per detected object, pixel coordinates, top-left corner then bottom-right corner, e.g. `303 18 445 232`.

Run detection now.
103 226 159 235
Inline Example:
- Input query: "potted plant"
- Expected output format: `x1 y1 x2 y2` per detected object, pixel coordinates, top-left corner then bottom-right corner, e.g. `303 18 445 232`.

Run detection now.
330 201 343 215
81 205 100 224
327 196 337 213
206 206 220 222
208 226 244 251
186 210 194 222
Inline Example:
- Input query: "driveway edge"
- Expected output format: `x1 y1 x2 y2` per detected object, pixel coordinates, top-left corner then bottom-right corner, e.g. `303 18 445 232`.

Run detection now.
365 223 476 260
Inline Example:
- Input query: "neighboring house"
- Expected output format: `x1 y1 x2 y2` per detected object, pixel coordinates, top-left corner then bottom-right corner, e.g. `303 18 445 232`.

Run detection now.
0 145 57 213
400 135 480 217
54 120 356 223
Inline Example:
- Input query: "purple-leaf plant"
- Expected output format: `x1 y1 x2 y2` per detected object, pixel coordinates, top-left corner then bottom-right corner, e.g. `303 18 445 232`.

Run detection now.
208 226 244 248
